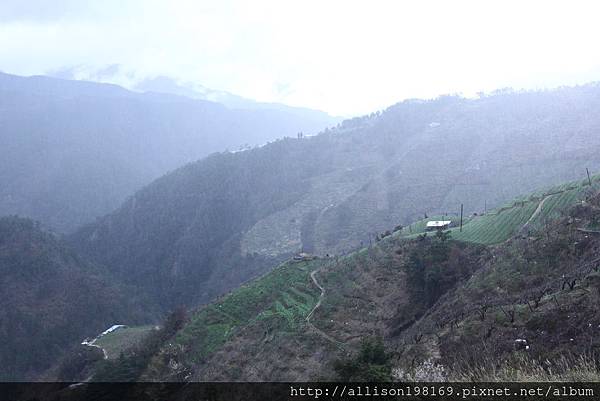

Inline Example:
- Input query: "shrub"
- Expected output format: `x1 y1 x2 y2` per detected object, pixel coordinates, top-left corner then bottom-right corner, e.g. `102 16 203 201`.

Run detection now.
333 337 392 381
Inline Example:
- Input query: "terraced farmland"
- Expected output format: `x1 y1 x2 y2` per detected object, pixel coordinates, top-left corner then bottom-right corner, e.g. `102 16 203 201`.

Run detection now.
398 173 600 245
449 201 539 244
173 259 322 362
398 215 464 236
144 174 600 376
397 202 539 245
94 326 156 359
527 190 580 230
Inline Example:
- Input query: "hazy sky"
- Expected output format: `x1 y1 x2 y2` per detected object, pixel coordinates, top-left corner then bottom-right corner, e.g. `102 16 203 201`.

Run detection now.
1 0 600 116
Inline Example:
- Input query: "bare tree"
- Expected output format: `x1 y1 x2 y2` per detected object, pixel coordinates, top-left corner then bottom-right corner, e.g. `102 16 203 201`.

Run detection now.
525 287 550 312
483 324 496 340
499 304 516 324
562 275 578 291
474 301 491 321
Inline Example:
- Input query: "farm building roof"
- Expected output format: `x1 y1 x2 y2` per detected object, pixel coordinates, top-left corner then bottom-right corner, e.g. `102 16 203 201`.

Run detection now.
426 220 452 227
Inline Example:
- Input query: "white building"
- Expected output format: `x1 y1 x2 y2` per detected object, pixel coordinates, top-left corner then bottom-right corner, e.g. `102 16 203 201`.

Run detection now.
425 220 452 231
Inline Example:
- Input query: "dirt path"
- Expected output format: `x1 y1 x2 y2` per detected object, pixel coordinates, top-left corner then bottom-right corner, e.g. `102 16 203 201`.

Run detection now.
81 340 108 359
519 195 550 233
81 325 125 360
306 269 324 321
305 268 343 345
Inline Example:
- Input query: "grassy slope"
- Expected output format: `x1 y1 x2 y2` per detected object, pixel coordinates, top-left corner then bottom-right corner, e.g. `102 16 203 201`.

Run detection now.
397 174 600 244
94 326 156 359
396 194 600 380
172 260 322 363
91 260 325 380
142 226 487 381
137 175 600 381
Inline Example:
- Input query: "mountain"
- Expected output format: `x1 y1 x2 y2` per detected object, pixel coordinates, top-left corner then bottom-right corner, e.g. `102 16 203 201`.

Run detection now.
70 84 600 316
0 216 151 381
134 75 337 118
126 176 600 381
0 72 340 232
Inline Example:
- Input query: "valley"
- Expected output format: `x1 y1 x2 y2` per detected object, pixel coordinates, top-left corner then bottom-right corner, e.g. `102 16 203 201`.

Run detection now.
67 84 600 321
0 72 339 232
3 80 600 383
4 1 600 394
83 173 600 381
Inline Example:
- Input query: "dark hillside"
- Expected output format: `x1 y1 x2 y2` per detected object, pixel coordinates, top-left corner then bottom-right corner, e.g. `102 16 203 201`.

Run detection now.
0 216 149 380
70 140 336 310
397 194 600 379
123 185 600 381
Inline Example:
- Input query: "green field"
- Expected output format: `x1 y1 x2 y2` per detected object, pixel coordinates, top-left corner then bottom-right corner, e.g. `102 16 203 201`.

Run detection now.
449 201 538 243
94 325 156 359
174 259 322 362
398 215 470 236
397 174 600 245
527 189 581 230
397 202 537 245
182 177 600 348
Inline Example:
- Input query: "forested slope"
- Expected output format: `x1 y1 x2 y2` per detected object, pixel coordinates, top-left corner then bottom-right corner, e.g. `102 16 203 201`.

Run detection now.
0 217 150 380
131 184 600 382
71 84 600 314
0 72 338 232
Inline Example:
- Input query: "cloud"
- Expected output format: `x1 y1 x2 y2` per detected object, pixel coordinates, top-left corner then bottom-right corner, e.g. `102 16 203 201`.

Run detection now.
0 0 118 23
1 0 600 115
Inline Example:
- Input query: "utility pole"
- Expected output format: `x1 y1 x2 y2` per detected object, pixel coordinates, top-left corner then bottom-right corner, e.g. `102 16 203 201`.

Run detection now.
484 200 487 215
587 168 592 186
460 203 464 232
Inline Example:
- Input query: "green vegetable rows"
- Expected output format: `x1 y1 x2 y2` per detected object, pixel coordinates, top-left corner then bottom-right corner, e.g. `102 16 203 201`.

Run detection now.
400 173 600 245
174 260 320 361
450 201 538 244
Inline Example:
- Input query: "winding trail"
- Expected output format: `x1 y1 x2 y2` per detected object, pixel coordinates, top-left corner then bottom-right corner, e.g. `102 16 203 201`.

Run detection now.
81 325 125 360
519 195 550 233
306 269 324 321
305 267 342 345
81 340 108 359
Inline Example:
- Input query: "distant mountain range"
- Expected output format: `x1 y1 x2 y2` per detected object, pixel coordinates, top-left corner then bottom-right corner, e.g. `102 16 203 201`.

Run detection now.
133 75 336 116
0 72 340 232
5 81 600 382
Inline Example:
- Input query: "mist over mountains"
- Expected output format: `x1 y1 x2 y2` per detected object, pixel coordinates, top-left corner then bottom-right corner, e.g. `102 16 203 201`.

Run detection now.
0 72 339 232
70 83 600 313
3 71 600 383
133 75 337 116
6 0 600 391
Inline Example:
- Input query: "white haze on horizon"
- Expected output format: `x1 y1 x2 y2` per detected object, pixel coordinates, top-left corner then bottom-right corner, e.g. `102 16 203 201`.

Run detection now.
1 0 600 116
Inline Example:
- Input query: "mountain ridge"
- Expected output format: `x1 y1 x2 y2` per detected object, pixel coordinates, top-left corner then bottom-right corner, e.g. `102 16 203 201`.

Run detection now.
0 72 340 232
133 75 341 118
70 83 600 317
